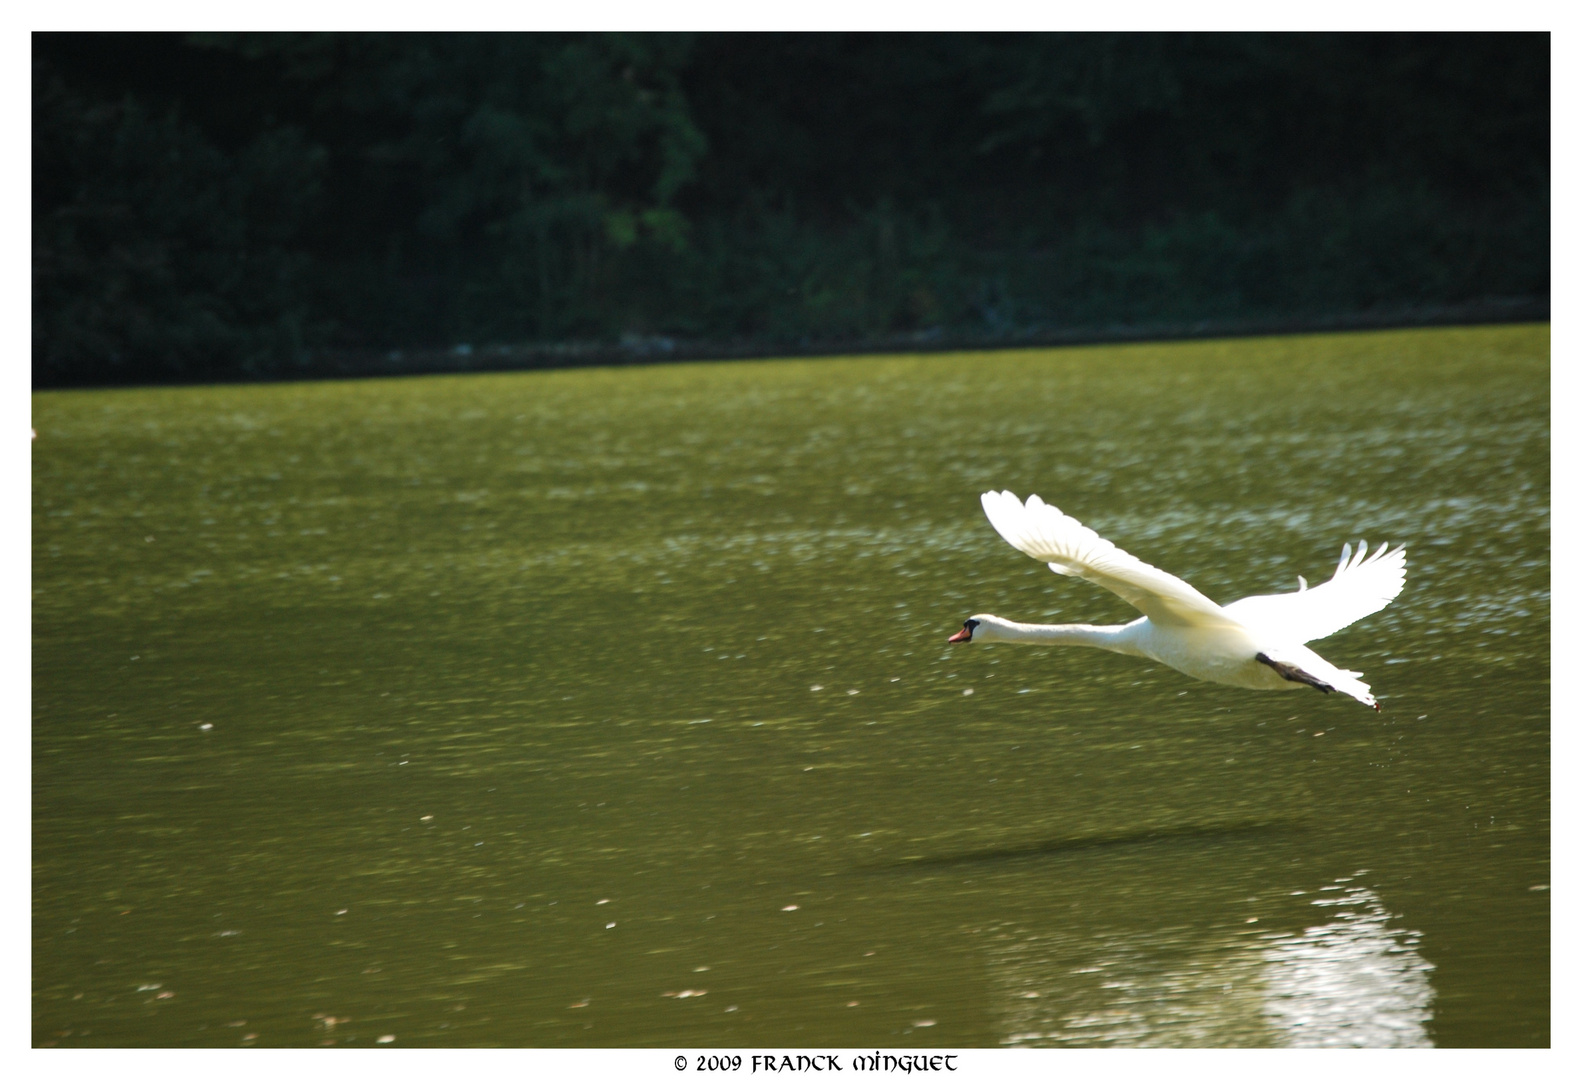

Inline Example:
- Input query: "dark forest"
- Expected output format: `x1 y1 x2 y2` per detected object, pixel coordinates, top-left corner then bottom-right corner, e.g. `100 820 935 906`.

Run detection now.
33 32 1549 387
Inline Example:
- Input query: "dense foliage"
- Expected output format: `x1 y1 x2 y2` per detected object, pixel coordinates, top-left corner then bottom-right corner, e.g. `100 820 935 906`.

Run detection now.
33 32 1549 385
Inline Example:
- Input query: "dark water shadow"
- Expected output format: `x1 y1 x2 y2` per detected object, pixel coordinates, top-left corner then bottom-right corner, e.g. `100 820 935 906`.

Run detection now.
858 819 1303 874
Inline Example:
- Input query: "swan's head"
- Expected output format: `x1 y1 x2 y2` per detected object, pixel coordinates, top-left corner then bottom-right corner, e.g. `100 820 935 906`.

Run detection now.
947 618 979 643
942 616 1018 641
948 615 1006 643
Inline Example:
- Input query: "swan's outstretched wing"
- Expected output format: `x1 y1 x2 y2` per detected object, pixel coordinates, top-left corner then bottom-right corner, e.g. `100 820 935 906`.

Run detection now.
1223 541 1406 644
979 491 1235 628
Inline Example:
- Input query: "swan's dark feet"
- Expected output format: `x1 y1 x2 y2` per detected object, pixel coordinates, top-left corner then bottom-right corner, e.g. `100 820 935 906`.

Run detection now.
1256 652 1336 694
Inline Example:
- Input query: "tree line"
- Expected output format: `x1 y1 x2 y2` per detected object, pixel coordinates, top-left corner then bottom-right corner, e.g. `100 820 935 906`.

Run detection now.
33 32 1549 386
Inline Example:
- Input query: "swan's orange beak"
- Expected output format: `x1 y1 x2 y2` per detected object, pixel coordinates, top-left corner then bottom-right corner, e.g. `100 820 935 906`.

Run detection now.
948 625 973 643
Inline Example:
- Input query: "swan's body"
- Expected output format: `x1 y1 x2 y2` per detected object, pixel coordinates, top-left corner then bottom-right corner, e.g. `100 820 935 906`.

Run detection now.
949 492 1406 710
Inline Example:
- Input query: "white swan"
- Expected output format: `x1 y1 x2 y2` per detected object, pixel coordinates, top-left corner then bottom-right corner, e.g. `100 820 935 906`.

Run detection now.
948 492 1406 710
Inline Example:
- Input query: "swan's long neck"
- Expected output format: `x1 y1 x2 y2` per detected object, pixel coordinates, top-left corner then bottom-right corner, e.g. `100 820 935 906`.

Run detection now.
974 616 1141 654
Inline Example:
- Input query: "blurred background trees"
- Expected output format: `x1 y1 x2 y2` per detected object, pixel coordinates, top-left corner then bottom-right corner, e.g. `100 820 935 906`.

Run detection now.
33 32 1549 386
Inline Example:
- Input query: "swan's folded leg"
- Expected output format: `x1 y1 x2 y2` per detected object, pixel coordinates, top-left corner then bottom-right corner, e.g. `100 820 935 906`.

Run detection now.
1255 652 1335 694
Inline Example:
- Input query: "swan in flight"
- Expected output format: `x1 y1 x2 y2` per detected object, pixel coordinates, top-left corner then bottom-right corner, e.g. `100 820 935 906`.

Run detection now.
948 492 1406 710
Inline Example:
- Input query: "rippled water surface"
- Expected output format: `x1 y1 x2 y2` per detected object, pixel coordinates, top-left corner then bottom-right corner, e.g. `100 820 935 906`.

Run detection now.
33 326 1549 1046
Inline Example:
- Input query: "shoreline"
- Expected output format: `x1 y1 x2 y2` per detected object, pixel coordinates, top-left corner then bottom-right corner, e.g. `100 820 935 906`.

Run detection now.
32 294 1548 393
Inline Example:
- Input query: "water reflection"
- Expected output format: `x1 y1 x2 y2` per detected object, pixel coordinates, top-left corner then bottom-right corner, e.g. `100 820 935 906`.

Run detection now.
987 877 1434 1047
1261 882 1434 1047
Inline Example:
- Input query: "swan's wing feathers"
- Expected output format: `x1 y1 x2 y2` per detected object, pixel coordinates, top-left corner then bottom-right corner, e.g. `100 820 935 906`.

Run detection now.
1225 540 1406 643
979 491 1231 627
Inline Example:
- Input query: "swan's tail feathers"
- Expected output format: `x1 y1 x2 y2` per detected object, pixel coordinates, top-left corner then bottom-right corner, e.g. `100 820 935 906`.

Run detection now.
1324 672 1378 711
1258 647 1379 710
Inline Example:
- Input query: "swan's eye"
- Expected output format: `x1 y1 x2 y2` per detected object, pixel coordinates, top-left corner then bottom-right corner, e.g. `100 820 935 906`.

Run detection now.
965 619 979 629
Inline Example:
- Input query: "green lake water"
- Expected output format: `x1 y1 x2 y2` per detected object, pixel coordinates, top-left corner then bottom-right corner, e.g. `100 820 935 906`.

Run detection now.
33 325 1549 1047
